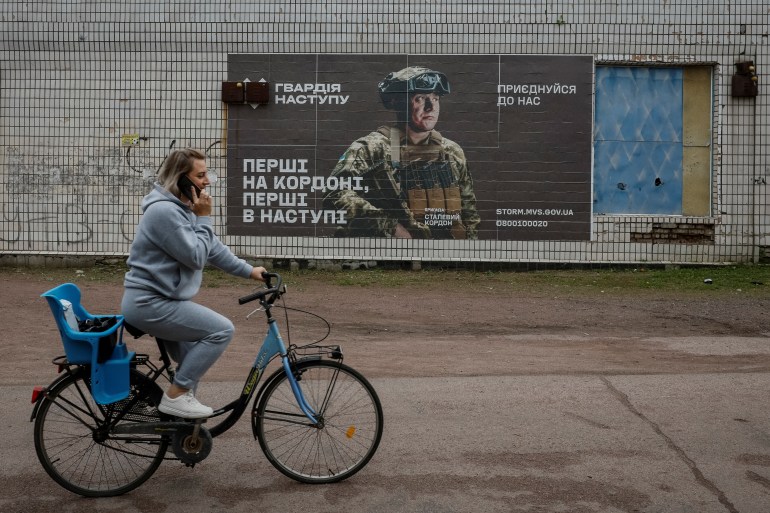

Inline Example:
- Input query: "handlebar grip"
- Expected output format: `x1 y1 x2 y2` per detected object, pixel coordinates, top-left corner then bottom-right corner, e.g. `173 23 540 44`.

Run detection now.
238 290 265 305
239 272 283 305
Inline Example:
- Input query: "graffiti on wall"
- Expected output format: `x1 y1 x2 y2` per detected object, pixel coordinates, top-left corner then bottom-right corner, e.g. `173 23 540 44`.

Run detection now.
1 140 225 251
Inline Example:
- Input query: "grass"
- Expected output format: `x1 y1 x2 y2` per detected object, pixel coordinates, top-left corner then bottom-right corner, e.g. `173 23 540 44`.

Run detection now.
2 261 768 297
312 265 770 296
505 265 769 295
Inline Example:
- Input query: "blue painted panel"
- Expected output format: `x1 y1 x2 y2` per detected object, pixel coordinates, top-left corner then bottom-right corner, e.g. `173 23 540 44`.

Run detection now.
593 141 683 214
594 67 683 214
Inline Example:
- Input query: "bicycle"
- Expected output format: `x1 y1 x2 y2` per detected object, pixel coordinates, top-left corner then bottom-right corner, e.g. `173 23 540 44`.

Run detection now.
32 272 384 497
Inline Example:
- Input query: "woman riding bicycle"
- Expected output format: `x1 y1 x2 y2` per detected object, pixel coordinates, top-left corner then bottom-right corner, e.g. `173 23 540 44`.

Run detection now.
121 148 266 419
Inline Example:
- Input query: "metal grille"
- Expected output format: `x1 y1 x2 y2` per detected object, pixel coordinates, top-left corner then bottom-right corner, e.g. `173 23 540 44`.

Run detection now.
1 1 767 264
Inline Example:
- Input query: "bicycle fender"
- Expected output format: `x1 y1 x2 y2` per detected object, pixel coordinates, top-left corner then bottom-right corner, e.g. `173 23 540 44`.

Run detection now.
30 394 44 422
29 367 86 422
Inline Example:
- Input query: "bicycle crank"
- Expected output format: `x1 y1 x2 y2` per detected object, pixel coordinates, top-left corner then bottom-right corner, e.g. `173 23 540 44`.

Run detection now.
172 421 213 466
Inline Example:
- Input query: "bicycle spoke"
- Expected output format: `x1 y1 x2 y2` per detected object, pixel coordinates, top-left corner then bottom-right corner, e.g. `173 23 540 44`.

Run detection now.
34 369 169 497
255 360 382 483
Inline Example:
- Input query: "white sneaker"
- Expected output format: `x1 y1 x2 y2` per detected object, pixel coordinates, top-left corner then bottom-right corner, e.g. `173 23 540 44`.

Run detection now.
158 390 213 419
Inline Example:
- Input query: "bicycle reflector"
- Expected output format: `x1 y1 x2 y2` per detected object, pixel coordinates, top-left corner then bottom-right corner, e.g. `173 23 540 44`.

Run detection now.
31 386 45 403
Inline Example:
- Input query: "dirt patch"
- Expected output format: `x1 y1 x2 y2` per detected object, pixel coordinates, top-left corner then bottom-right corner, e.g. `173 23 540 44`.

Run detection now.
4 272 770 386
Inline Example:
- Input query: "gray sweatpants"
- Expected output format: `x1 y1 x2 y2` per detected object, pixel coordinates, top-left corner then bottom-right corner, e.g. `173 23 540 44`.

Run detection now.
121 288 234 391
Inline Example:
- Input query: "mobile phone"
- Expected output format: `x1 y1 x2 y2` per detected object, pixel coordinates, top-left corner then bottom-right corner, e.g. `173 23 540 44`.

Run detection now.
177 175 201 202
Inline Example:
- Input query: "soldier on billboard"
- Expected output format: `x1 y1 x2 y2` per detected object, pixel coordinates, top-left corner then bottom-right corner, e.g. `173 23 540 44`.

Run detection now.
323 66 480 239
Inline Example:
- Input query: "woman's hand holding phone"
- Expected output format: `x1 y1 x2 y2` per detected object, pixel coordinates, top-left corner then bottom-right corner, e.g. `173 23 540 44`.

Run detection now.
190 187 212 217
179 175 212 216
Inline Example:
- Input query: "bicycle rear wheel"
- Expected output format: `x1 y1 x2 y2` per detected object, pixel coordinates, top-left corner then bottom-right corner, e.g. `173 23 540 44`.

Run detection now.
254 359 383 483
33 367 169 497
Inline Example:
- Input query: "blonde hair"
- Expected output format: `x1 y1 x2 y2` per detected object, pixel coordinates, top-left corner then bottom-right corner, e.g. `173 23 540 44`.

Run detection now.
157 148 206 197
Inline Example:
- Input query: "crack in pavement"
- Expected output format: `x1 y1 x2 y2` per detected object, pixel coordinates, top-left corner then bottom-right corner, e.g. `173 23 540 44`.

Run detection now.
600 376 739 513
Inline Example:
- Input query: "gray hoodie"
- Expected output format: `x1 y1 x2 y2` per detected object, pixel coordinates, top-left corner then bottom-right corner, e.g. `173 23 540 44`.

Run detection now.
124 183 253 300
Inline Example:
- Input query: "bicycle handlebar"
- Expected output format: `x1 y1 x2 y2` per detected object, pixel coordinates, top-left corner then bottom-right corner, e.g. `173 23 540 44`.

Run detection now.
238 272 283 305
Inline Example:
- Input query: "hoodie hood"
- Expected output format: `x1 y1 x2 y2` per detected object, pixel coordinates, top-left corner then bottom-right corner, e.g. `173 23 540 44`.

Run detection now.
142 183 189 212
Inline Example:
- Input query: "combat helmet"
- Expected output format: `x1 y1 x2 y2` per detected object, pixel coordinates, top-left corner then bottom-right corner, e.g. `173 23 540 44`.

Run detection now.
378 66 451 110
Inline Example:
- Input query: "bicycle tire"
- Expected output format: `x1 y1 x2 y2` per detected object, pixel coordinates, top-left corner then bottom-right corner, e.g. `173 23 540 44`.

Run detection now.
33 367 169 497
254 359 383 483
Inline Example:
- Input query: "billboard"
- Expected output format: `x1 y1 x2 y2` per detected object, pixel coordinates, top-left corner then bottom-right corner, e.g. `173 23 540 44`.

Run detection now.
226 54 593 240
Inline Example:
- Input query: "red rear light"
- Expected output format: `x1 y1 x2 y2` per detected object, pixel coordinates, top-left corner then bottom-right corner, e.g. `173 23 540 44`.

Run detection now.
31 386 45 403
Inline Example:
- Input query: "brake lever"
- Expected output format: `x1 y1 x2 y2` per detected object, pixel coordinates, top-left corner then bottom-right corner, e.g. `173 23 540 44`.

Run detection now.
246 306 265 319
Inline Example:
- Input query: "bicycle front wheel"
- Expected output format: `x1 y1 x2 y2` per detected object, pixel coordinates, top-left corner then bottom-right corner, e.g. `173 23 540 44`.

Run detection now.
33 367 169 497
254 360 383 483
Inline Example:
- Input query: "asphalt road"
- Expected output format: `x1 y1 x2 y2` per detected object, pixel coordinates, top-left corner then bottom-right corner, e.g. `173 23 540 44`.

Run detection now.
3 336 770 513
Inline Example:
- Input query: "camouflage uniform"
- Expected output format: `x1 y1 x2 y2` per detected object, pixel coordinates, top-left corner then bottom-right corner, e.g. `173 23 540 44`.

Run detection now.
323 128 479 239
323 66 480 239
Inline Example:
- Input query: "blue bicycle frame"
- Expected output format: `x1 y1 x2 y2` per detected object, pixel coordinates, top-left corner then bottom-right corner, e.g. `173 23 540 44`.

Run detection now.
251 318 318 423
201 315 319 438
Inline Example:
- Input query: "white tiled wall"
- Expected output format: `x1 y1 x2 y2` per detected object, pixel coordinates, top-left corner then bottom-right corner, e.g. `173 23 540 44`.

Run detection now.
0 1 766 264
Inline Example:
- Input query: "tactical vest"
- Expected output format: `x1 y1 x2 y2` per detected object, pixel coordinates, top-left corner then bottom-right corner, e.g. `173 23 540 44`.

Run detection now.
376 126 466 239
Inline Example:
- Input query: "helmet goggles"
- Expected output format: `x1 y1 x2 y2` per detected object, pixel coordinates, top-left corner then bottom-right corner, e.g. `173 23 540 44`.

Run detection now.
409 72 451 95
380 70 451 96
